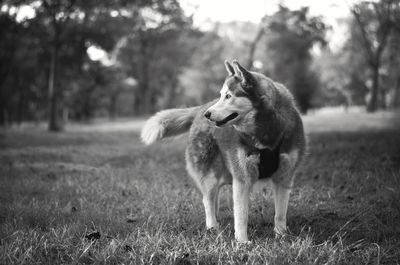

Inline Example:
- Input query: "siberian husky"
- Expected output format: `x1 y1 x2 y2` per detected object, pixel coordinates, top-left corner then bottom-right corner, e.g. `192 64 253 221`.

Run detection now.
141 60 306 242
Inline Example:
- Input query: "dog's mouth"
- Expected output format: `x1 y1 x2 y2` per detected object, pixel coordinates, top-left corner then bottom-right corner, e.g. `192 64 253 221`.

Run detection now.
215 112 239 127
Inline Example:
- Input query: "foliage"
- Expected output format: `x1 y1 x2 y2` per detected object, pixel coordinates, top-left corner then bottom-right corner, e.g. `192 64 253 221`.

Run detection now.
118 0 196 114
311 0 400 111
257 6 328 113
1 0 400 126
313 44 368 107
349 0 400 111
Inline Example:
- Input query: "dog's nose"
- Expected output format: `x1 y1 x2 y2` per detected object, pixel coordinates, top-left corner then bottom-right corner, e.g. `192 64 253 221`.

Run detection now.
204 111 211 119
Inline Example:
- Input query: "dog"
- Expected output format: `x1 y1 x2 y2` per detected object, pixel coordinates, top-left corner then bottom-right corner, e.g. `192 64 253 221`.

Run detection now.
141 60 306 242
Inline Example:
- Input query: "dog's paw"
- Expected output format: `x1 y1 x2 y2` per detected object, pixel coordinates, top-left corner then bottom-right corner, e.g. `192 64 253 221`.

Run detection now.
235 234 251 244
202 227 222 241
205 227 219 235
202 227 220 240
274 226 292 240
236 239 252 245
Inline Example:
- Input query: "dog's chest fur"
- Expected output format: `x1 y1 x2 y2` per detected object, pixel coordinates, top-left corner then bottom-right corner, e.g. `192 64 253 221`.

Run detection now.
239 133 281 180
213 126 281 180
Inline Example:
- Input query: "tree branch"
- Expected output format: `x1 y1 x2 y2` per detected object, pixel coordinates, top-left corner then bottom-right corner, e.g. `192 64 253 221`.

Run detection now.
375 22 392 63
350 6 377 66
247 26 265 69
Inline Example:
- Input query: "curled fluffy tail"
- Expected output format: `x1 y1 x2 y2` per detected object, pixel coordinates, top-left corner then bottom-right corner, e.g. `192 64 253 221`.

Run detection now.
141 106 200 145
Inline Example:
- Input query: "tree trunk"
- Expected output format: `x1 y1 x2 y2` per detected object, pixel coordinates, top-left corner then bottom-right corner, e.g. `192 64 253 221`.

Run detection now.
380 85 386 110
136 32 152 115
17 83 23 125
48 45 61 131
0 15 18 127
0 86 5 126
164 76 178 108
133 92 141 115
109 94 117 120
142 80 151 114
247 27 264 69
82 85 96 121
393 76 400 108
367 64 379 112
0 102 5 126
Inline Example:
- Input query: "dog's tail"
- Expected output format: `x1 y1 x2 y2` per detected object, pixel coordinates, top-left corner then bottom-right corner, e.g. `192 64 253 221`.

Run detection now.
141 106 201 145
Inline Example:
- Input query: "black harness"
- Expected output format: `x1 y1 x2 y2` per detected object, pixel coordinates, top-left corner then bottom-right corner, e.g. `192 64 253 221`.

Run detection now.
239 131 285 180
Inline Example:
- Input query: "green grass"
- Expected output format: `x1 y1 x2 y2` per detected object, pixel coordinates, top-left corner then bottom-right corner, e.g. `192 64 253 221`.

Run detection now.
0 110 400 264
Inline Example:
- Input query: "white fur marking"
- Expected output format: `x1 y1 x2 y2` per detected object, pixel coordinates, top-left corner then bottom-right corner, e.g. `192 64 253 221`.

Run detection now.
289 149 299 167
233 180 250 242
140 115 165 145
220 84 228 95
272 182 291 236
236 148 247 176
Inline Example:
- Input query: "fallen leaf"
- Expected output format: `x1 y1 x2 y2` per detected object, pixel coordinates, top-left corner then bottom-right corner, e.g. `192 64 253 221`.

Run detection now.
126 214 138 223
85 231 101 241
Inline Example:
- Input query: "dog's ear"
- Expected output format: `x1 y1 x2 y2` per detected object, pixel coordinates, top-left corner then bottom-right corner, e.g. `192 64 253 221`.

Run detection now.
232 60 257 91
224 60 235 76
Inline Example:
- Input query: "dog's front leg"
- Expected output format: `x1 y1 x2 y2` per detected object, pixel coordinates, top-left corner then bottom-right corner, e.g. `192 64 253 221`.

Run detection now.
271 151 298 237
230 150 258 242
272 181 291 236
232 179 251 242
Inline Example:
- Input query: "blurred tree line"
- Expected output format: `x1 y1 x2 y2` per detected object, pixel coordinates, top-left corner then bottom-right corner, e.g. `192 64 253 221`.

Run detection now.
0 0 399 130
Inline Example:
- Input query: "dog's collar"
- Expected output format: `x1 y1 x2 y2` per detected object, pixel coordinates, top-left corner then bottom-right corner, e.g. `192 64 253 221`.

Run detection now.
238 132 270 150
238 130 285 151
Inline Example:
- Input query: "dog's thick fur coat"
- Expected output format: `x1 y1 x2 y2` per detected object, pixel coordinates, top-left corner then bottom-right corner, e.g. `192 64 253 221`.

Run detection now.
141 60 306 242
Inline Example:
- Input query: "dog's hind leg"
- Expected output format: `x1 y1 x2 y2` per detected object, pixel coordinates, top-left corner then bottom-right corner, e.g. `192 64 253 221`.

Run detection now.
187 158 222 229
201 177 221 229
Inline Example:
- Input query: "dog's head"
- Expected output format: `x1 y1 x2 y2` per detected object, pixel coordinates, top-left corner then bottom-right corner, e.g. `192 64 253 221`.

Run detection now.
204 60 262 127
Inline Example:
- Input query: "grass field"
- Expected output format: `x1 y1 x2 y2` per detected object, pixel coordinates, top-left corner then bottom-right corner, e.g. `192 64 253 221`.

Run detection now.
1 110 400 264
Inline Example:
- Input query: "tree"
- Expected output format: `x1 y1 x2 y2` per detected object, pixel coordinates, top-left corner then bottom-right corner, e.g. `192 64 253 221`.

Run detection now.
313 49 358 108
0 6 20 126
0 3 49 126
0 0 200 123
179 30 226 105
178 20 258 106
247 18 268 69
349 0 399 111
256 6 327 113
118 0 195 114
11 0 144 129
38 0 78 131
386 31 400 108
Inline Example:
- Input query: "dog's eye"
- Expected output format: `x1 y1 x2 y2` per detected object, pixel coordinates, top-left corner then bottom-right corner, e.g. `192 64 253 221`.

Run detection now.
225 94 231 99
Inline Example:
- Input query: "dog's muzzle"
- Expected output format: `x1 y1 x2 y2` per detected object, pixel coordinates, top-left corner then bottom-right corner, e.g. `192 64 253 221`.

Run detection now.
204 111 239 126
215 112 239 126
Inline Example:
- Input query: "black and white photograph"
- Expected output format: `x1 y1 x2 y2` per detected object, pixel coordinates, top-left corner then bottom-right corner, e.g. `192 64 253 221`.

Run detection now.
1 0 400 264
